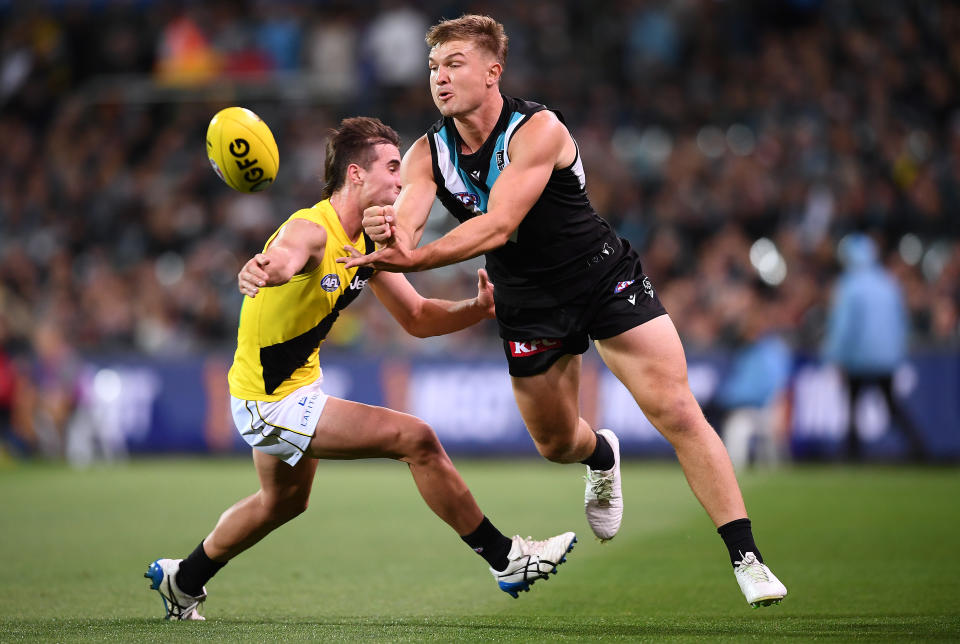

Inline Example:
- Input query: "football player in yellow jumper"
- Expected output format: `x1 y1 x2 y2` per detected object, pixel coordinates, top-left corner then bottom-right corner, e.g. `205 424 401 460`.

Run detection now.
144 117 575 620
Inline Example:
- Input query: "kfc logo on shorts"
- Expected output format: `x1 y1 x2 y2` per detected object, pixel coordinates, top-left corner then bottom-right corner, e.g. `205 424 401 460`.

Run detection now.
509 338 561 357
614 279 635 294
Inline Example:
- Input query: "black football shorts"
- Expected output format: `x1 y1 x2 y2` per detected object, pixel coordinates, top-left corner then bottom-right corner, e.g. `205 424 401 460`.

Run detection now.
496 255 667 377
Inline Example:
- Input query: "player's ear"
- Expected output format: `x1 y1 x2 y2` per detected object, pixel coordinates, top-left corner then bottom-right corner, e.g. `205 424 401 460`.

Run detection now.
487 62 502 87
347 162 364 186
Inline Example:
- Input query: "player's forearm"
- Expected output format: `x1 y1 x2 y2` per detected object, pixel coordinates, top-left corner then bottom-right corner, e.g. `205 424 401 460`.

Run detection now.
405 296 491 338
412 215 513 270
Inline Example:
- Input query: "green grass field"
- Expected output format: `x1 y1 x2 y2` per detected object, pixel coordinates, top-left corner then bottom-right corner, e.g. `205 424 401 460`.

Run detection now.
1 457 958 642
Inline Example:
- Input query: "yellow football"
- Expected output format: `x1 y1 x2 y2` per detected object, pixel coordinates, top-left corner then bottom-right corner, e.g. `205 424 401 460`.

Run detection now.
206 107 279 192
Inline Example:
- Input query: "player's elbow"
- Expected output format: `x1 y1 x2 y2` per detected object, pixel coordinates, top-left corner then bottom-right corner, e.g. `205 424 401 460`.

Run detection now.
269 271 293 286
398 303 432 338
485 216 519 250
489 225 514 248
402 316 433 338
268 262 301 286
405 325 431 339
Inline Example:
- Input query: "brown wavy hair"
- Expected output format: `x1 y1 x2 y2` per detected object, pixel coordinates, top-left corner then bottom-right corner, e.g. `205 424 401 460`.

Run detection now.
320 117 400 200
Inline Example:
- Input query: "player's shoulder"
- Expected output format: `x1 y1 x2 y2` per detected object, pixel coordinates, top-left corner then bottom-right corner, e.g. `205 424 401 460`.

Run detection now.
524 108 564 129
288 202 329 226
406 134 432 156
510 109 569 148
401 135 434 176
282 205 330 240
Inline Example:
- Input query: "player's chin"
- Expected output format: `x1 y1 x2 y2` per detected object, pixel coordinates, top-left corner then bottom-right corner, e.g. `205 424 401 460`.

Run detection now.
435 99 458 117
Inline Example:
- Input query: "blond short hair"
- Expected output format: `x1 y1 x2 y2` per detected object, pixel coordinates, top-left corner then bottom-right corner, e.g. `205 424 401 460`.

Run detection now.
425 14 508 66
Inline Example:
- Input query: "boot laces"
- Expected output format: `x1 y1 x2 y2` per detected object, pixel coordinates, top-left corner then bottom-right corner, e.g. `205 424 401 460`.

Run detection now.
585 471 613 500
515 535 549 555
735 552 770 583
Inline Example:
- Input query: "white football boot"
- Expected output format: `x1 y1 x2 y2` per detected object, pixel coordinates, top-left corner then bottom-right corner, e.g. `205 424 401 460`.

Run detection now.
734 552 787 608
584 429 623 542
144 558 207 620
491 532 577 598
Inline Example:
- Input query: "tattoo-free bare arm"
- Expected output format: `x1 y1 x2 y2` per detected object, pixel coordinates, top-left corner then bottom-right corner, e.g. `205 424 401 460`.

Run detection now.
237 218 327 297
368 268 495 337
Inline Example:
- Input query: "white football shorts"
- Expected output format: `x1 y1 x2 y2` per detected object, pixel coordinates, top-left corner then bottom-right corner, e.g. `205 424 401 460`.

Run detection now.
230 377 329 466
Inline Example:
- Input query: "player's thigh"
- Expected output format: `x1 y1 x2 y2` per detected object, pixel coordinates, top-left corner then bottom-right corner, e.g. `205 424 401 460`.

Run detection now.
510 353 583 444
252 448 319 507
306 396 433 460
594 315 702 428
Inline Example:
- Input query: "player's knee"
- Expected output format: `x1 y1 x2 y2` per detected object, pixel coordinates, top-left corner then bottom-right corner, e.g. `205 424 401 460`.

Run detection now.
400 419 444 464
263 490 310 523
646 390 706 441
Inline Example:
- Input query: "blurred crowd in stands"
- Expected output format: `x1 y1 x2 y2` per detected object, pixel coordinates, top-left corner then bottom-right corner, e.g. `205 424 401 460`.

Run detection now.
1 0 959 457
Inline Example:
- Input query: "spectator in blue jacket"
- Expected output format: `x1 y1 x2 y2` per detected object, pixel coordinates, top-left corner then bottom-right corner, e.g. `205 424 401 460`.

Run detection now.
822 234 927 461
716 296 793 469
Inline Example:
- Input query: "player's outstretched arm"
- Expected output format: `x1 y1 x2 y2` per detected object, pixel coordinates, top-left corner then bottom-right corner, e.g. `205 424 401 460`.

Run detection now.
367 268 495 338
237 218 327 298
340 112 566 273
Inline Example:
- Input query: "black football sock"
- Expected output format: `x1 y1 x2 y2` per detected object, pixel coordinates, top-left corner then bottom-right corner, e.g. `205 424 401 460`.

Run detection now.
580 431 615 471
717 518 763 567
175 541 227 596
461 516 513 571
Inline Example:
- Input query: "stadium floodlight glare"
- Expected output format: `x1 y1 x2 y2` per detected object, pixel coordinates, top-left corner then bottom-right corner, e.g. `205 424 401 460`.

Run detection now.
726 124 755 156
750 237 787 286
696 125 726 159
899 234 923 266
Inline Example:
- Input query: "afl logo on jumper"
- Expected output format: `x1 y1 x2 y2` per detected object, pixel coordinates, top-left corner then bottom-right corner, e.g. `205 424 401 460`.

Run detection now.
454 192 480 208
320 274 341 292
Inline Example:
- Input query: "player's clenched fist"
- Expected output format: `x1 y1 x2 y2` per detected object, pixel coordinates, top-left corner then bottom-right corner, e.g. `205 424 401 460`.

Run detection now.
362 205 396 244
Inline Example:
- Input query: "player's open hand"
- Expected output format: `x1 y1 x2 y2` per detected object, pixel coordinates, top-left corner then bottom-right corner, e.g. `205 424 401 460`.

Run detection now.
476 268 495 318
238 253 270 297
362 205 396 245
